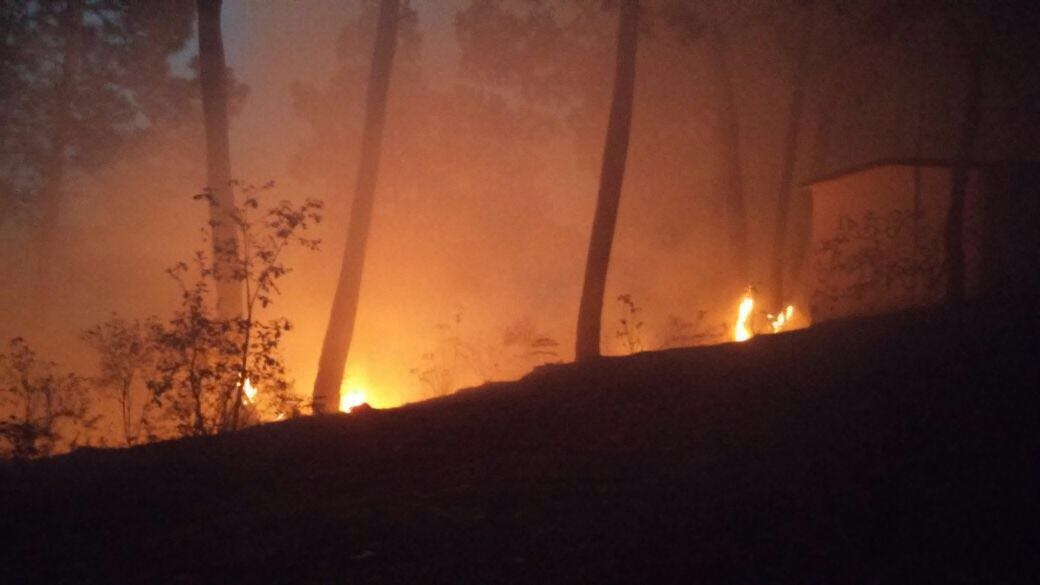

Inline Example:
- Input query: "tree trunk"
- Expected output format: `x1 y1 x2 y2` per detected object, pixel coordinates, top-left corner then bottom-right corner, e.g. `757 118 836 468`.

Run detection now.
788 84 834 291
312 0 400 413
197 0 242 318
574 0 640 361
768 24 810 312
945 21 982 305
707 27 748 288
33 0 82 303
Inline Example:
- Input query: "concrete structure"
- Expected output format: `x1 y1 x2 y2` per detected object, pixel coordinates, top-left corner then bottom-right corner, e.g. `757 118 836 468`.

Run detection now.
805 159 985 322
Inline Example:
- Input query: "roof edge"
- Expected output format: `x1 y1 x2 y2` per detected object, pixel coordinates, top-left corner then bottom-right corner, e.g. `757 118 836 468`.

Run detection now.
802 157 1040 187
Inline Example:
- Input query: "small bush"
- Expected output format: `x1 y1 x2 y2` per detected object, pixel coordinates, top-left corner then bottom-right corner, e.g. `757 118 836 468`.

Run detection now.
0 338 94 459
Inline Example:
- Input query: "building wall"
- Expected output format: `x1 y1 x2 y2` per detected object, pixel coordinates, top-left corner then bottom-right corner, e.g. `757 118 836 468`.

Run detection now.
808 164 981 322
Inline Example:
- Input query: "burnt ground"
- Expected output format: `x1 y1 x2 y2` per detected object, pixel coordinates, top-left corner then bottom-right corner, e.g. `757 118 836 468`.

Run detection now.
2 302 1038 583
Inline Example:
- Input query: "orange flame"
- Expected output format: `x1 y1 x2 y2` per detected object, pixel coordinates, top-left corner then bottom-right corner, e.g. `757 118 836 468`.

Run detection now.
242 377 258 405
734 289 755 342
768 305 795 333
733 288 796 341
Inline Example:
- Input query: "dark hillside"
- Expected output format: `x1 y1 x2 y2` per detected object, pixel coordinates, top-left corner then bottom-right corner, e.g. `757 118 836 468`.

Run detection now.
3 303 1038 583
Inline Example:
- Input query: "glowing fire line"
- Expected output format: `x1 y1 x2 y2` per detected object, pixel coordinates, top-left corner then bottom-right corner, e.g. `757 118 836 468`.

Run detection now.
733 288 796 342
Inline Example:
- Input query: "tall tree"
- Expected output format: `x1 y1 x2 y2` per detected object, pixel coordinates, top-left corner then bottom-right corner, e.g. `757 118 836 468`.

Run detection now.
767 5 814 312
197 0 243 317
663 0 759 290
34 0 82 299
767 0 862 312
941 10 981 304
709 24 749 288
863 0 1040 303
0 0 196 296
312 0 401 414
574 0 640 360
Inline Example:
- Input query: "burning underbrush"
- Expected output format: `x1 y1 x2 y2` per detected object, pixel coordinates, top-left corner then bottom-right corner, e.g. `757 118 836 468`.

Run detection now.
3 280 814 459
1 189 322 458
732 287 804 343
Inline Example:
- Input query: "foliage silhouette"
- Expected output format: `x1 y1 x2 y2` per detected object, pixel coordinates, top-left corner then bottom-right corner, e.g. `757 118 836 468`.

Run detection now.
145 186 321 437
812 208 944 316
0 337 94 459
83 316 158 446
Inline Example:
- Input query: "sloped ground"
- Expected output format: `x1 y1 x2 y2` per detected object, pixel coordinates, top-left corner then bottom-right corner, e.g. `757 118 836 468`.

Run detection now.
2 303 1038 583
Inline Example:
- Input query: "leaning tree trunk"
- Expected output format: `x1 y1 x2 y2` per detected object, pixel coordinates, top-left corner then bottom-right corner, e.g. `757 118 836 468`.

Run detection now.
768 23 810 313
574 0 640 361
945 21 982 305
197 0 242 318
312 0 400 414
33 0 82 304
708 26 748 288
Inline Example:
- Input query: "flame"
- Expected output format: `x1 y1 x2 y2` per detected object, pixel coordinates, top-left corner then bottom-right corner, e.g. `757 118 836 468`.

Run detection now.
733 288 797 341
340 388 367 413
242 377 258 405
734 289 755 342
768 305 795 333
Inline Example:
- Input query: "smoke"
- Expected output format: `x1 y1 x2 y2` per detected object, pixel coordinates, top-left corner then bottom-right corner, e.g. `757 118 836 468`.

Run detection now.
6 0 1031 442
0 1 791 421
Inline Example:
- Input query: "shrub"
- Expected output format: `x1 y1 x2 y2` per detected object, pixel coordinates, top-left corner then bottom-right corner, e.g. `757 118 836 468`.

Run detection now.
0 338 94 459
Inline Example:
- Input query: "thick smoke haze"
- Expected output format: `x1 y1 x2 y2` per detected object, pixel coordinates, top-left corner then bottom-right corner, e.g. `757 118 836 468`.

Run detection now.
2 0 1037 446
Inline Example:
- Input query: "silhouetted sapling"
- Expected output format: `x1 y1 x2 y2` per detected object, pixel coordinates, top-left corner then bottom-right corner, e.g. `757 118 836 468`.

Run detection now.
0 338 95 459
83 315 158 446
145 185 322 436
615 293 645 354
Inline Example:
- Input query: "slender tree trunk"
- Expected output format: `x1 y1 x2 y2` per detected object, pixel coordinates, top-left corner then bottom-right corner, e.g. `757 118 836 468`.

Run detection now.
786 87 831 302
120 379 134 446
574 0 639 361
312 0 400 413
708 27 748 287
227 303 252 431
34 0 82 303
197 0 242 318
809 90 833 180
768 23 810 312
945 21 982 305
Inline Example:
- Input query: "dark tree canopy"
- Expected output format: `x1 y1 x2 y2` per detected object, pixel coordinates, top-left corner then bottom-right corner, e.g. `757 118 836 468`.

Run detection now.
0 0 198 225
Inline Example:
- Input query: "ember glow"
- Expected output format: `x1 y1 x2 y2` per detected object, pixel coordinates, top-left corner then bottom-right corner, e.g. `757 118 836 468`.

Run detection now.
340 388 367 413
733 289 797 341
242 377 258 405
769 306 795 333
734 290 756 342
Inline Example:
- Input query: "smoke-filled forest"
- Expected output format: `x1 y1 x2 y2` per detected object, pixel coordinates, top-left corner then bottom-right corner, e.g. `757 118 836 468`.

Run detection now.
2 0 1039 580
4 0 1034 454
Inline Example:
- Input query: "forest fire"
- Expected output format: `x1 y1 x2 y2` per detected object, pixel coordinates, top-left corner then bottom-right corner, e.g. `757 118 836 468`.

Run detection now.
734 290 756 342
769 306 796 333
242 377 258 405
340 389 367 413
0 0 1020 463
733 289 797 342
2 0 1037 581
